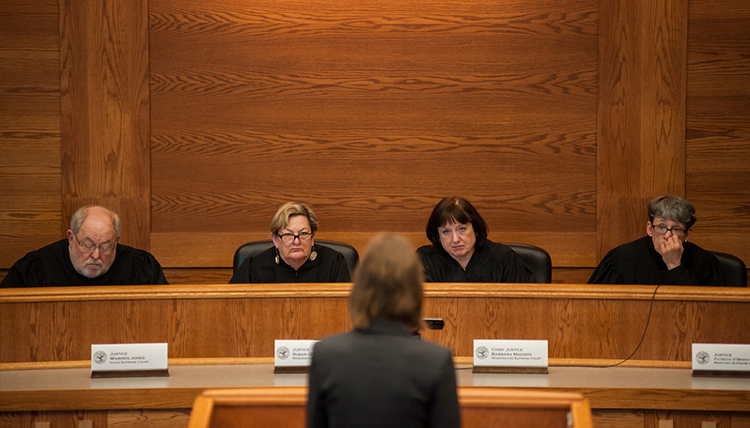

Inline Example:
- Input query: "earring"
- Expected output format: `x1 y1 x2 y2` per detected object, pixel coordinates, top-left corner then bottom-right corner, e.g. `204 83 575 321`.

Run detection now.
310 246 318 261
275 247 280 265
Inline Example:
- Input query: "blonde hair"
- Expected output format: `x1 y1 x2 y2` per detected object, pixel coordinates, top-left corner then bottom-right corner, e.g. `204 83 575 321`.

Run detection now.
350 234 425 330
270 202 319 234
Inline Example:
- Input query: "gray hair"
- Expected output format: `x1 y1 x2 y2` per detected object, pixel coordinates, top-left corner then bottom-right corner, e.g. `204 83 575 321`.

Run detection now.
648 195 696 230
70 206 122 239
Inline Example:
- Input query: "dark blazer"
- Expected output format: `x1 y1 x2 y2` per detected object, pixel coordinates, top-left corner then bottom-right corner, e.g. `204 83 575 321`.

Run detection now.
306 319 460 428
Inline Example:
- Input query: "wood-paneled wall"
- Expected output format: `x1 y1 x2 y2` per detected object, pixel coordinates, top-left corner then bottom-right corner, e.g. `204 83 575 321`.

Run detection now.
0 0 748 284
0 0 62 266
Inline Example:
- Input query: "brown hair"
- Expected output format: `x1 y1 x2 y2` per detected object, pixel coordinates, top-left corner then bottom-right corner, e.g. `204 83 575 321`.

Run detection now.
349 234 425 330
425 197 488 249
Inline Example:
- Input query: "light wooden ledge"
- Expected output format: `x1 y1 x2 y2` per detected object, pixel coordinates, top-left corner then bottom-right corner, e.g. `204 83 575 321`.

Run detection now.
1 357 690 371
2 283 749 303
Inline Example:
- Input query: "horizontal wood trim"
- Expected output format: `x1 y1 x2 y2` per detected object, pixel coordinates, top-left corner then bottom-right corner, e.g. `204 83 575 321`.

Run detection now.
0 357 690 372
151 231 597 268
2 369 749 412
3 283 749 303
161 267 596 285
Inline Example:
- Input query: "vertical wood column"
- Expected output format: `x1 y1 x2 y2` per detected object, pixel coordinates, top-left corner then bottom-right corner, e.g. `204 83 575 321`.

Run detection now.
59 0 151 249
597 0 688 259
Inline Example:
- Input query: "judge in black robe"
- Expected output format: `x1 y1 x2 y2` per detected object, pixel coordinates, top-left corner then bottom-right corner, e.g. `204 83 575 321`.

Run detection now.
416 196 533 283
588 236 725 286
229 244 350 283
417 240 532 283
588 194 726 287
229 202 351 284
1 239 168 288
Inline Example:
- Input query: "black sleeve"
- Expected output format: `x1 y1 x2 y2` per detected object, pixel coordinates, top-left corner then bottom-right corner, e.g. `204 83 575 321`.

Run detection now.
416 247 439 282
229 258 252 284
588 250 621 284
662 252 727 286
0 254 43 288
502 249 533 283
145 254 169 285
333 252 351 282
427 350 461 428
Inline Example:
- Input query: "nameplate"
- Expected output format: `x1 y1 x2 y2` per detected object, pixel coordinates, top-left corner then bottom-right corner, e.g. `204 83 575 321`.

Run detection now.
91 343 169 378
473 340 548 374
274 340 318 373
692 343 750 377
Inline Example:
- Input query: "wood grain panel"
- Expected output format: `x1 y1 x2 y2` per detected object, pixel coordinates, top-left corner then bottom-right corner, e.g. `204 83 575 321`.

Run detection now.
149 0 599 269
150 231 596 269
160 267 593 285
646 410 731 428
592 410 644 428
0 0 62 268
108 409 191 428
169 297 350 358
0 300 168 362
685 0 750 265
597 0 688 259
60 0 152 250
3 284 750 364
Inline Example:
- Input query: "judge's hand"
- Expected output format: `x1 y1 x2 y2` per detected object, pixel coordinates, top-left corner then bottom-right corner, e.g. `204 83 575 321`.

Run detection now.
657 235 683 270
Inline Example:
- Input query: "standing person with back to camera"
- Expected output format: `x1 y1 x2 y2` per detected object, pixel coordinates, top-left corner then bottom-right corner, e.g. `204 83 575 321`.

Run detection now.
306 234 460 428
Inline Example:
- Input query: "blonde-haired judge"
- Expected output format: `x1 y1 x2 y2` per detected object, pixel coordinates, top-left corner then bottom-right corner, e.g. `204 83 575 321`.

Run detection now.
230 202 350 283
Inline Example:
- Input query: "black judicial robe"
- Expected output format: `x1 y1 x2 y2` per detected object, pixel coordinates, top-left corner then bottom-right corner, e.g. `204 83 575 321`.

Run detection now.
416 240 533 283
307 319 461 428
1 239 168 288
587 236 726 286
229 244 350 283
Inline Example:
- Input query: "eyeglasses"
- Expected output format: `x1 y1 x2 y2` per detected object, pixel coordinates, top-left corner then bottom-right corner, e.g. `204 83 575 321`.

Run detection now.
652 224 687 237
277 232 313 244
73 234 115 255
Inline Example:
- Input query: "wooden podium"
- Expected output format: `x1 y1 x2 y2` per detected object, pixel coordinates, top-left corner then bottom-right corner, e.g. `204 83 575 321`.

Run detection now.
187 387 593 428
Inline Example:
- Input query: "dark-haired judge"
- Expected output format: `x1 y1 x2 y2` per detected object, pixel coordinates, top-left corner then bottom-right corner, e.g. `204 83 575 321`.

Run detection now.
307 234 460 428
1 205 167 288
588 195 726 286
416 197 532 283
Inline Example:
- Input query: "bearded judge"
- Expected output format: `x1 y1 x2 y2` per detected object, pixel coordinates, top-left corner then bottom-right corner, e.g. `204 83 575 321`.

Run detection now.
1 206 167 288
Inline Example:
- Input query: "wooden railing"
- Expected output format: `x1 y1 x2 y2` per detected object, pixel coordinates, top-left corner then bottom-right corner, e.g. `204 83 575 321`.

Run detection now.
3 283 750 367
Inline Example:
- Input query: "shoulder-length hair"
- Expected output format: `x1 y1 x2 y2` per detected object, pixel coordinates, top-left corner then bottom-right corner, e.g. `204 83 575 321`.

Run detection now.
270 202 319 235
425 197 488 248
349 234 425 330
